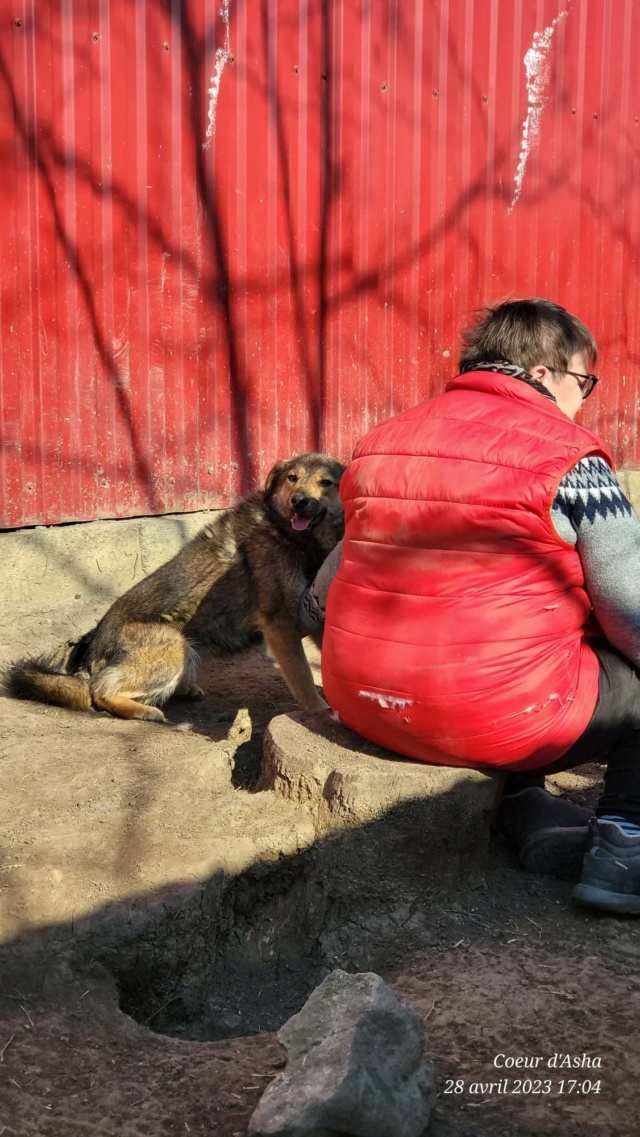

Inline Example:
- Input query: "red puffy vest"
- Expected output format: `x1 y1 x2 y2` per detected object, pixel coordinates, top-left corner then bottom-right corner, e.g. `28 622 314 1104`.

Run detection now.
321 370 614 770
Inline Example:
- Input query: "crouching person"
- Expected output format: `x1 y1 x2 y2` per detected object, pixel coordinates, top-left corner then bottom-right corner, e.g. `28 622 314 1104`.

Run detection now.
304 298 640 916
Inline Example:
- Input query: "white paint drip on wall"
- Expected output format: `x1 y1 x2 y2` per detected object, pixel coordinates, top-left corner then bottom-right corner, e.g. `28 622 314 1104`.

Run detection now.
358 690 414 710
203 0 232 150
509 11 568 211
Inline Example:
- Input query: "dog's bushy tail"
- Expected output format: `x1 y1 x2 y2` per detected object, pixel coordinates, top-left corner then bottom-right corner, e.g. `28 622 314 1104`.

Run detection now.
1 646 93 712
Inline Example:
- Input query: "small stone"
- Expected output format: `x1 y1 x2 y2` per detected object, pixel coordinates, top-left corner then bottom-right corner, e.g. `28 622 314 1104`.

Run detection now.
248 969 435 1137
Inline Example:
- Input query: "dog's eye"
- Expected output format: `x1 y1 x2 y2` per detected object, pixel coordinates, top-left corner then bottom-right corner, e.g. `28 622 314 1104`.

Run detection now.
319 478 334 488
287 473 297 484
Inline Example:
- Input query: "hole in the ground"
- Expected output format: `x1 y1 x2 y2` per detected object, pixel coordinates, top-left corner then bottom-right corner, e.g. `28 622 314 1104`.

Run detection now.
122 948 330 1040
106 782 490 1044
109 825 430 1043
113 853 342 1041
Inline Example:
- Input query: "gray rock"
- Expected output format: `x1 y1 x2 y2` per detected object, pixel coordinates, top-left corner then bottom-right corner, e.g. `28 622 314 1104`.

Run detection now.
248 969 435 1137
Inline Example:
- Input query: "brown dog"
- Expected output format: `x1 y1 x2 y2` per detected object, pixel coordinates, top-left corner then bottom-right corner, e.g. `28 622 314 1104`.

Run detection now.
1 453 345 721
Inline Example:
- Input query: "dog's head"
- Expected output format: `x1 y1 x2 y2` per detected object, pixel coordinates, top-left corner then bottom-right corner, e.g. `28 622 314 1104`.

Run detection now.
265 453 345 535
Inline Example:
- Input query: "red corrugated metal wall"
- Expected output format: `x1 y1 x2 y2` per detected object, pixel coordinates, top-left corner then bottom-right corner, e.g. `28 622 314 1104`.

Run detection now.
1 0 639 528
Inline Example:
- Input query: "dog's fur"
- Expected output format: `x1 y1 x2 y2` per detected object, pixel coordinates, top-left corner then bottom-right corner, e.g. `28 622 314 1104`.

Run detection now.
1 454 345 721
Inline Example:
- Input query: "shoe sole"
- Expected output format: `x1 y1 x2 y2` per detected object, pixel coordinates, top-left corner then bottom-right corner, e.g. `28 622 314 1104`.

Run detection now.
519 826 589 881
572 883 640 915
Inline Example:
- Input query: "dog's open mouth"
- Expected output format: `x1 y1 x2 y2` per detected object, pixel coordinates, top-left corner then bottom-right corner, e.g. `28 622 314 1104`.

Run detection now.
290 508 325 532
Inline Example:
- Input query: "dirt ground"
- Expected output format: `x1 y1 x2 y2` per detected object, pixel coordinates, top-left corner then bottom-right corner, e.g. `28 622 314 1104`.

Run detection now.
1 599 639 1136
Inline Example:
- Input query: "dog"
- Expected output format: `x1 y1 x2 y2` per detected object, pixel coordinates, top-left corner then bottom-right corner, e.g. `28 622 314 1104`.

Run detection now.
1 453 345 721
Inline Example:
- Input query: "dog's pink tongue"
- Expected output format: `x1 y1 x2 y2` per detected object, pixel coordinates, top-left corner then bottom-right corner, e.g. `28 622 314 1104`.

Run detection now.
291 515 311 531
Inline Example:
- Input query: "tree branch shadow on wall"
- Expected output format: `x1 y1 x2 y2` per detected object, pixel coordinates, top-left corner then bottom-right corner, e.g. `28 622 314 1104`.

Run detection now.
0 0 552 522
3 0 633 524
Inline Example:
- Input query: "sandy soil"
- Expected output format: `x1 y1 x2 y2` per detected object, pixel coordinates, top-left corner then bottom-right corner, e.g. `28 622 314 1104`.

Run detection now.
0 600 639 1136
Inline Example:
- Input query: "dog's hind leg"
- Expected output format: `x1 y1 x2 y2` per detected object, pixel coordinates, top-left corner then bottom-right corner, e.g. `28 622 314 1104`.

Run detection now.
91 693 167 722
174 682 205 699
258 617 328 712
173 645 204 699
89 623 192 722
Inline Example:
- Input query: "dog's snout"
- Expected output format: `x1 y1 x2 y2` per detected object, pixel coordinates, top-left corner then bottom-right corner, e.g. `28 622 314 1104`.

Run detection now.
291 492 310 509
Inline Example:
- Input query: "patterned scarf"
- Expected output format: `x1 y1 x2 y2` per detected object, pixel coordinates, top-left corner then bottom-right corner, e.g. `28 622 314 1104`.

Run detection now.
458 359 556 403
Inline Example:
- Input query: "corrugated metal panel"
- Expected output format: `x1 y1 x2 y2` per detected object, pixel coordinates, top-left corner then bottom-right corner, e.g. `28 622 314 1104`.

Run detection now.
1 0 639 528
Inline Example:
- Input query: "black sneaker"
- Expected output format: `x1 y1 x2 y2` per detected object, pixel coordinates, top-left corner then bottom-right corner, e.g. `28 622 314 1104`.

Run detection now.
495 787 593 881
572 818 640 915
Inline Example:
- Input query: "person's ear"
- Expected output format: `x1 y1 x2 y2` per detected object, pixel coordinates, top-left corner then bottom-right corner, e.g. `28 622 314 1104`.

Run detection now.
529 363 556 394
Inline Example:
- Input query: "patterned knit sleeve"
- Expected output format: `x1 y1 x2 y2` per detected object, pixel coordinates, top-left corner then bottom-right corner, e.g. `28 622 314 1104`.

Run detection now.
551 456 640 667
299 540 343 634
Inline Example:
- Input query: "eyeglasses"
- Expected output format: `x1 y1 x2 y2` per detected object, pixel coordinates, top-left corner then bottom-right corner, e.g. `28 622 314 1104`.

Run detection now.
545 369 599 399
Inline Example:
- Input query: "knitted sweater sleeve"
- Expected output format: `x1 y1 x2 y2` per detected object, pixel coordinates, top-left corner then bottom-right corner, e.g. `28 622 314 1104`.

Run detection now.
551 456 640 667
299 540 343 634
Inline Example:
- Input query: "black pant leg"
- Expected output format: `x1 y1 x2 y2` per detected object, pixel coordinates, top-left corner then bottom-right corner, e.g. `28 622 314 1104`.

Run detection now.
509 642 640 825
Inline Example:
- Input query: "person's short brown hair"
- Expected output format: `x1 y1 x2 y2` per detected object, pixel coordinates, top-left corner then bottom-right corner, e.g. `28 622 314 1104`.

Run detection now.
458 298 597 374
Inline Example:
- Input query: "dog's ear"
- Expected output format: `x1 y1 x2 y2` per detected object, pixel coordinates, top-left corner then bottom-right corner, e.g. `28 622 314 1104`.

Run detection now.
322 459 346 487
264 459 292 496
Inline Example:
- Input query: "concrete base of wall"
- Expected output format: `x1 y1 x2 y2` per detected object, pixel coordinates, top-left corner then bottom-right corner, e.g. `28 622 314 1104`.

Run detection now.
3 468 640 618
1 510 216 617
617 468 640 509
